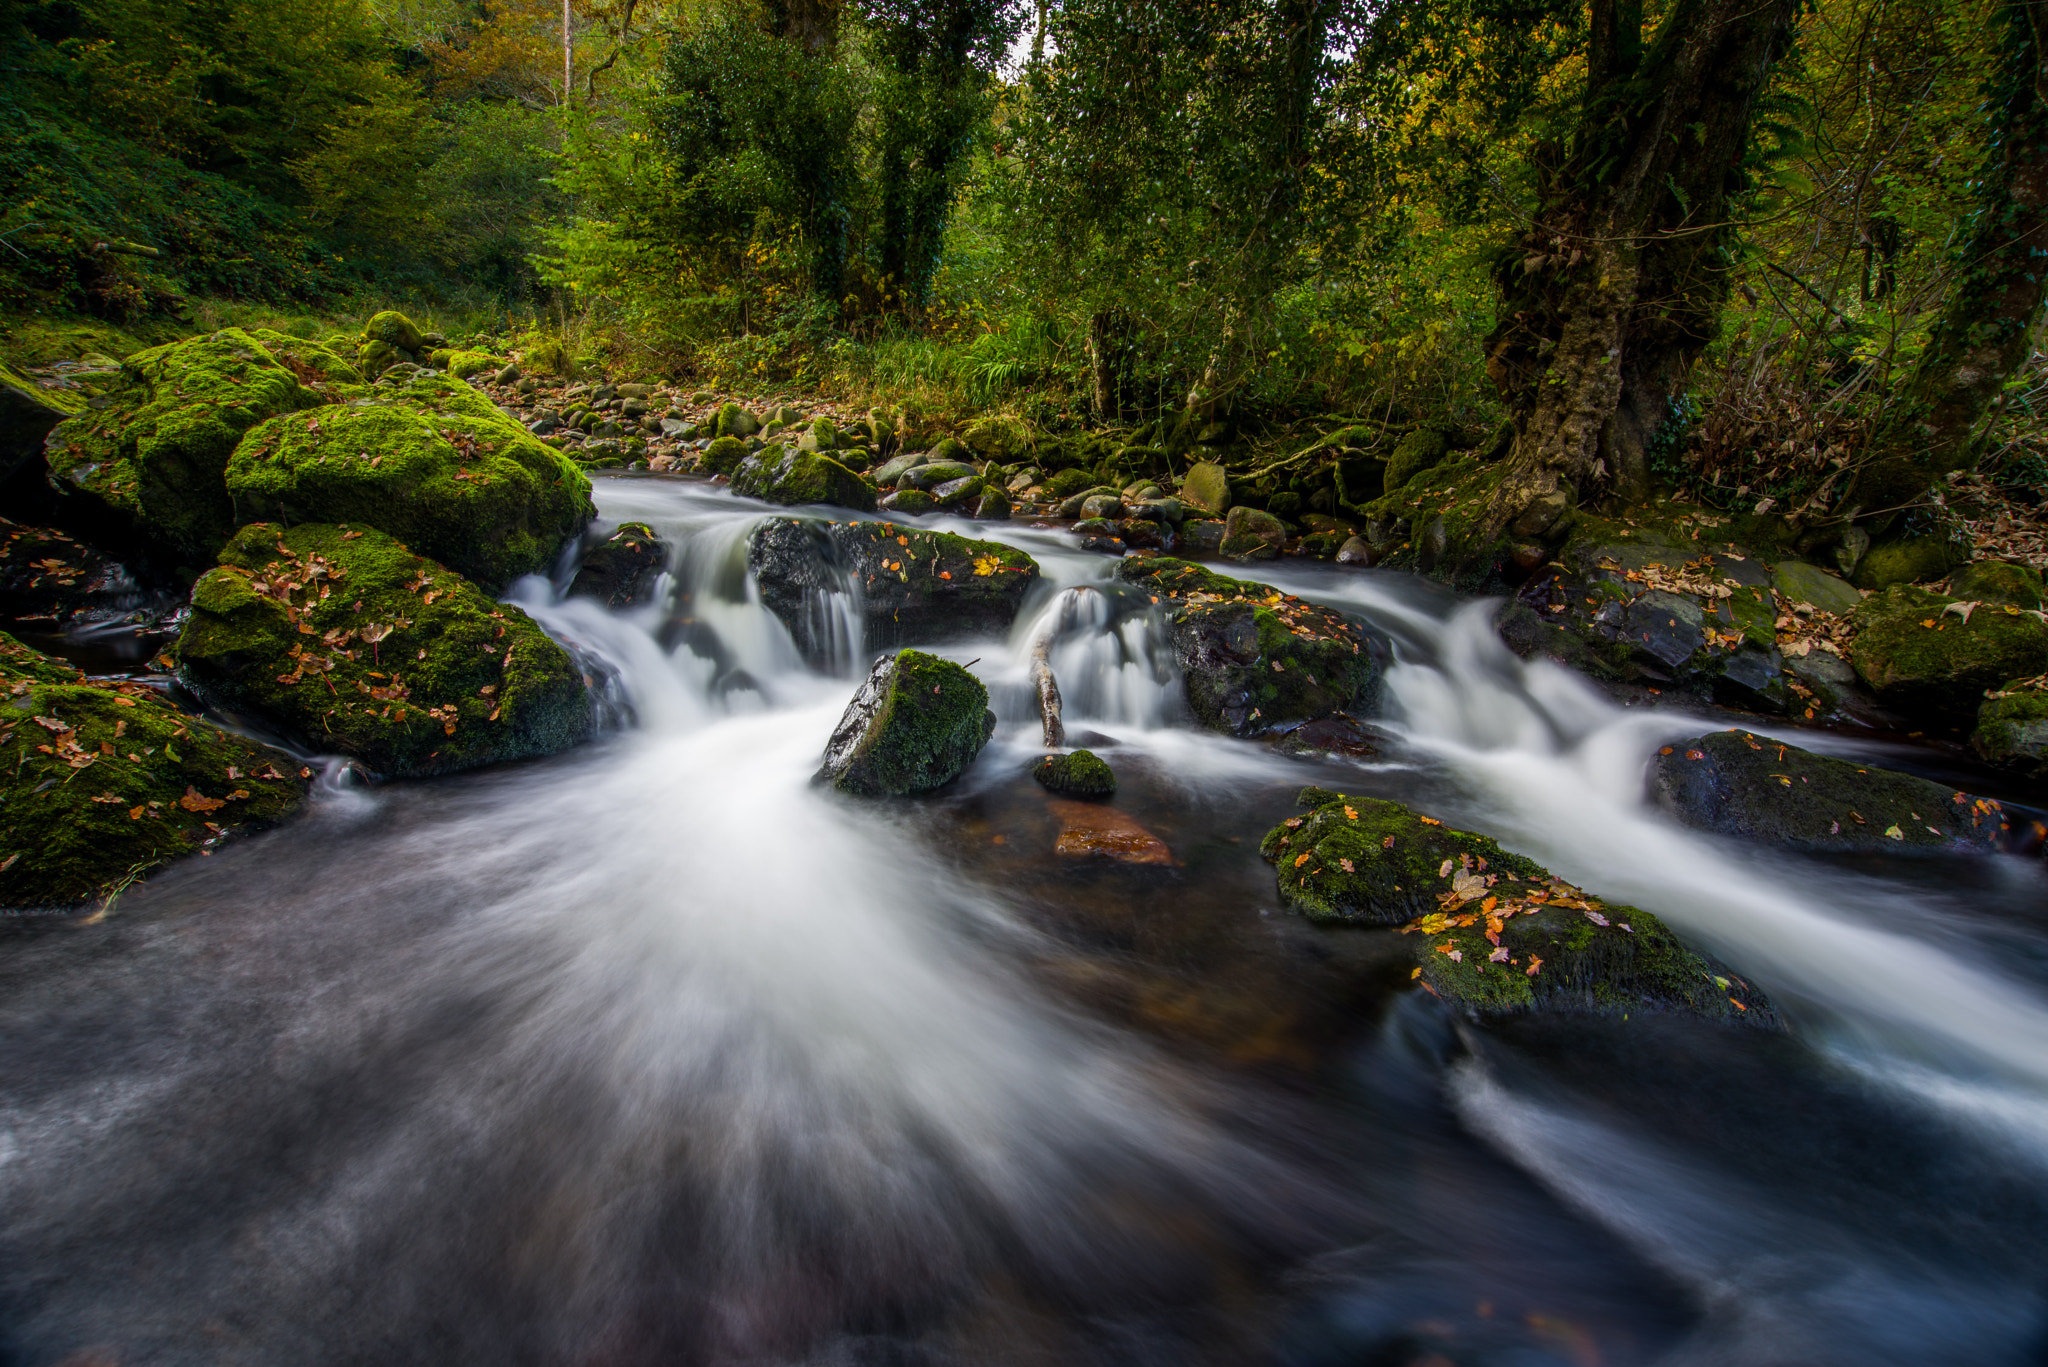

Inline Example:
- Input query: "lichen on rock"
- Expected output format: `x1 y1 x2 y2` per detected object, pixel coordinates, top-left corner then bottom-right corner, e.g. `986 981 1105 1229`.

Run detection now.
178 523 592 779
0 631 308 909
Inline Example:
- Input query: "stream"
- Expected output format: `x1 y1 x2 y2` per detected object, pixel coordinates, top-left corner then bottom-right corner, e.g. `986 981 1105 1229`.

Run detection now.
3 475 2047 1365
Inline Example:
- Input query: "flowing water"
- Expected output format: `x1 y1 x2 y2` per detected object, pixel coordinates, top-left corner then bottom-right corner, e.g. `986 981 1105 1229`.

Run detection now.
4 477 2047 1365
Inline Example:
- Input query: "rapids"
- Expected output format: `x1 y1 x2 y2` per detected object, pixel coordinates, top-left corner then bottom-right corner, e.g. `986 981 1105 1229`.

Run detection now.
2 475 2045 1365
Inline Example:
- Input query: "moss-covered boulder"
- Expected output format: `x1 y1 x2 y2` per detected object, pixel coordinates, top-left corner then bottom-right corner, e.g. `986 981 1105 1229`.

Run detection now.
223 372 593 593
729 445 877 512
961 415 1030 463
568 522 667 608
1948 560 2045 610
433 349 499 380
713 403 760 439
43 328 317 576
1383 428 1451 495
1177 461 1231 516
748 517 1039 665
1772 560 1863 615
2 358 86 484
1974 680 2048 777
1853 533 1968 590
816 649 995 796
362 310 426 355
1261 791 1768 1023
1032 749 1116 796
1649 728 2013 852
0 631 308 909
700 434 750 476
1116 557 1385 735
179 523 592 779
244 329 367 398
1848 584 2048 722
1220 505 1287 559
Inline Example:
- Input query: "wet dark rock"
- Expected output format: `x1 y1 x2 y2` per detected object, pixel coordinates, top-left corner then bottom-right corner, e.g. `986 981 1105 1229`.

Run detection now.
901 460 978 491
1274 713 1380 758
872 451 927 487
1335 535 1373 566
1116 557 1387 736
931 475 982 508
1079 493 1123 520
1179 461 1229 515
1261 790 1772 1025
1178 520 1227 555
816 648 994 796
2 359 84 486
1773 560 1862 615
1049 798 1171 864
1032 748 1116 797
569 522 669 608
1648 728 2013 853
748 517 1039 666
0 518 154 629
1114 518 1168 550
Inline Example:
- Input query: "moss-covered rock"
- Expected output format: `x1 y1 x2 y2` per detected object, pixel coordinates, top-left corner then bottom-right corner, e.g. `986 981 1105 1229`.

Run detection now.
361 310 426 355
816 648 995 796
701 434 750 476
1261 790 1767 1023
1220 505 1287 559
223 372 593 593
1948 560 2045 610
1042 468 1097 501
1853 533 1968 590
1116 557 1385 735
244 329 367 398
43 328 316 577
1383 428 1450 495
433 349 499 380
961 415 1030 463
1973 681 2048 777
568 522 667 608
729 445 877 512
179 523 592 779
1649 728 2013 852
0 631 308 909
713 403 760 439
749 517 1038 664
1032 749 1116 796
1849 584 2048 722
2 358 86 484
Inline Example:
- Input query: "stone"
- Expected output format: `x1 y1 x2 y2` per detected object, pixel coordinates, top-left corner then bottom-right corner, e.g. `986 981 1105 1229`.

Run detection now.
1649 728 2014 852
1833 525 1870 578
0 358 86 485
1079 493 1123 520
223 370 595 594
701 434 750 475
902 460 978 491
960 415 1030 463
1383 428 1451 495
1974 684 2048 778
1116 557 1386 736
1336 535 1373 565
1125 497 1186 525
973 489 1012 521
180 522 592 779
1849 584 2048 722
880 489 937 515
930 475 983 507
0 632 309 910
1032 749 1116 796
0 517 154 636
1622 590 1706 670
568 522 668 608
1114 518 1167 550
816 649 995 796
1273 714 1379 758
873 451 928 487
1179 520 1227 555
1948 560 2045 610
495 364 522 386
1772 560 1863 615
1854 533 1968 589
730 446 877 512
713 403 760 439
1220 505 1287 560
1179 461 1230 515
1049 798 1171 864
1260 790 1769 1024
362 310 425 354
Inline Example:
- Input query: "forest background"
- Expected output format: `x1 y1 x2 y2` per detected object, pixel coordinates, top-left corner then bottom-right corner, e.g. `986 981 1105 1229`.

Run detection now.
0 0 2039 543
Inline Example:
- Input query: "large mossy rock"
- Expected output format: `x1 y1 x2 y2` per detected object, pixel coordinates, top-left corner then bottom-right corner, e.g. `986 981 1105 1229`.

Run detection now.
1974 682 2048 778
1382 428 1450 495
815 648 995 796
2 359 86 485
0 632 308 909
730 445 877 512
224 372 593 593
960 415 1030 463
43 328 317 577
1178 461 1231 516
1116 557 1385 736
1853 533 1968 590
1261 790 1768 1024
748 517 1039 666
243 329 367 397
179 523 592 779
1848 584 2048 722
1948 560 2045 610
362 311 426 354
1649 728 2012 852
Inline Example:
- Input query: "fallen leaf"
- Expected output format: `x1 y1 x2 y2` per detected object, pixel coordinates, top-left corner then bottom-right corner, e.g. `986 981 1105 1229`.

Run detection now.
177 786 227 813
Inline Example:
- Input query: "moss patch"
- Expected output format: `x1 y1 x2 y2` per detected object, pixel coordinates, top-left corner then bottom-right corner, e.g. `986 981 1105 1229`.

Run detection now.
1033 749 1116 796
178 523 592 779
244 329 368 399
224 373 593 593
1974 683 2048 776
43 328 316 576
817 648 995 796
1261 791 1766 1023
0 631 307 909
361 311 425 354
1849 584 2048 722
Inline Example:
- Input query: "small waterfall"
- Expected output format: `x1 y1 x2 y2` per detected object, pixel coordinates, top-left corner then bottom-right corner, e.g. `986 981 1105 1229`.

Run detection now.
1002 583 1180 732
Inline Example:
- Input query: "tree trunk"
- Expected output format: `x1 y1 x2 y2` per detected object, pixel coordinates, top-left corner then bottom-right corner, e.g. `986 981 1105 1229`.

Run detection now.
1087 307 1130 421
1851 0 2048 517
1484 0 1800 538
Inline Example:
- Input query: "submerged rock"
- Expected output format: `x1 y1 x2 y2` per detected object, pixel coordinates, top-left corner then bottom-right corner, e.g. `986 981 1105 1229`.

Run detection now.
730 445 878 512
0 631 308 909
1116 557 1386 736
568 522 668 608
1849 584 2048 723
1261 790 1769 1024
179 523 592 779
1049 798 1171 864
816 649 994 796
0 518 143 627
1649 728 2013 852
225 371 594 593
748 518 1039 665
1032 749 1116 797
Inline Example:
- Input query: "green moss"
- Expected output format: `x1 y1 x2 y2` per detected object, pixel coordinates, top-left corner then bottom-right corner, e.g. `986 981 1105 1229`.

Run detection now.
432 349 499 380
42 328 316 576
1260 792 1762 1023
821 648 995 796
701 435 750 475
1854 533 1968 590
730 445 878 512
961 415 1030 462
1973 685 2048 774
179 523 592 779
244 329 367 398
0 631 307 909
1043 468 1096 500
1948 560 2045 610
361 310 425 354
1850 584 2048 721
1032 749 1116 796
1382 428 1450 495
713 403 759 439
223 373 593 593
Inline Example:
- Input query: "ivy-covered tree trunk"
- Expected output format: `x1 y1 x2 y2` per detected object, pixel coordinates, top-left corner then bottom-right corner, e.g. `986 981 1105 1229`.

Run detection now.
1483 0 1798 538
1852 0 2048 517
